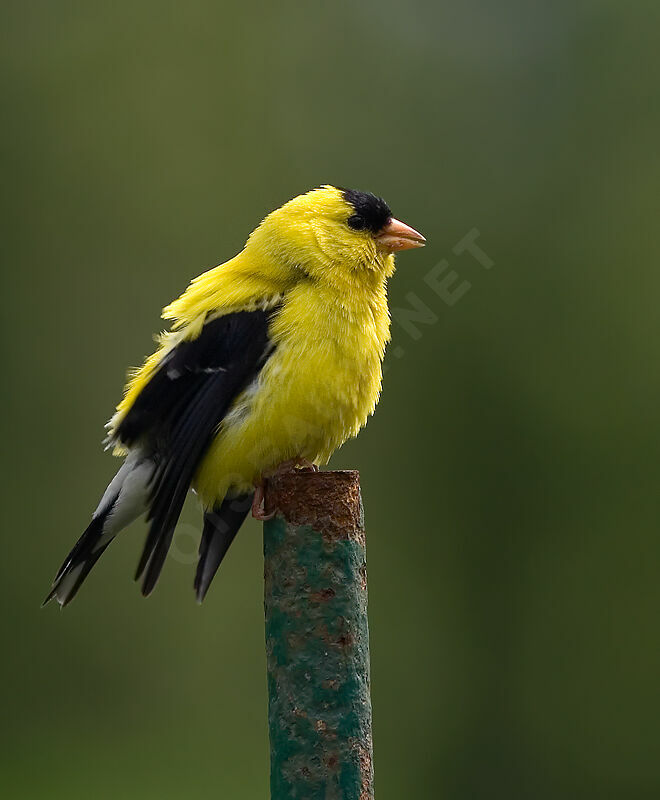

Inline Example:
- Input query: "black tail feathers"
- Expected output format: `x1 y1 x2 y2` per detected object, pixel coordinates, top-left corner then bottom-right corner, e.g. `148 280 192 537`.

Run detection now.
44 488 252 607
194 493 253 603
43 500 117 607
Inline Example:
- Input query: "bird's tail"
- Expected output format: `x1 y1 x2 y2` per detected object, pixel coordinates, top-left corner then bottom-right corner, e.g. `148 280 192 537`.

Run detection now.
44 452 153 607
43 510 115 607
194 492 253 603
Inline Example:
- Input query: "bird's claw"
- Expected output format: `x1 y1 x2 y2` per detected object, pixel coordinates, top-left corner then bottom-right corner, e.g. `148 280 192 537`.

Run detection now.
252 458 319 520
267 458 319 476
252 483 275 521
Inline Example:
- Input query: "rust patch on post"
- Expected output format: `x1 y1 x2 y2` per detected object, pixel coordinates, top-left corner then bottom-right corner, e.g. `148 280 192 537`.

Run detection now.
265 470 365 546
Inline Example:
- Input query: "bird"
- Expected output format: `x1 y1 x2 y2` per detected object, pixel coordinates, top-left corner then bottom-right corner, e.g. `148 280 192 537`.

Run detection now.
44 185 426 606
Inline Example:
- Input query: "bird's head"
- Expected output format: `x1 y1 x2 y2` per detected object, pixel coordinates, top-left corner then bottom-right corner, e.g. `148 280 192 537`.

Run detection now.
245 185 425 286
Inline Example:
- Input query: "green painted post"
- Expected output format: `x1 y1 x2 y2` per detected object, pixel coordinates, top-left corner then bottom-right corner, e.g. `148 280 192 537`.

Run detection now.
263 470 374 800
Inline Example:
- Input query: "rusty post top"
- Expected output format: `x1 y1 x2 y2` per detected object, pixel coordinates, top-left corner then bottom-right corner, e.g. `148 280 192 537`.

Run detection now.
265 470 364 544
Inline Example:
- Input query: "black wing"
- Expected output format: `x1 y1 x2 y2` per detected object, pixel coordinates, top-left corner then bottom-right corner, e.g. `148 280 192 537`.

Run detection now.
115 309 275 595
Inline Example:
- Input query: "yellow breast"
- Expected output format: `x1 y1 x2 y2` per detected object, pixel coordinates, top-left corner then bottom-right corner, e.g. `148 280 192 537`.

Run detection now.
194 279 391 505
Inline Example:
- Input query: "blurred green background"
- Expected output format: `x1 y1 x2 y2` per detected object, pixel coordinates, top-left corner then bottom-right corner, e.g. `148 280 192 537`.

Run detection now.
3 1 660 797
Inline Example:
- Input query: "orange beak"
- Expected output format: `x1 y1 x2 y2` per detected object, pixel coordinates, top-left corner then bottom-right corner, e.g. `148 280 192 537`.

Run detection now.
375 218 426 253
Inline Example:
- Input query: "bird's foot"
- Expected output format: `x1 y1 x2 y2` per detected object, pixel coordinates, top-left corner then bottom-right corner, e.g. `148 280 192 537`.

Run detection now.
251 482 275 521
252 459 319 521
268 457 319 476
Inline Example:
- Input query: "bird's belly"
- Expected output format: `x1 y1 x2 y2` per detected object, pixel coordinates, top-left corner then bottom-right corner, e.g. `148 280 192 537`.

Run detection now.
193 333 383 506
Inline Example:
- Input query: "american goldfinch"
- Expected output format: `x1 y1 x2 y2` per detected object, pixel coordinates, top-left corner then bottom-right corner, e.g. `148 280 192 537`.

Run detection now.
45 185 425 606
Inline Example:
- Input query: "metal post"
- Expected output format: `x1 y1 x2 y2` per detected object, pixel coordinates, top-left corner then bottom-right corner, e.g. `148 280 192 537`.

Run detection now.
263 470 374 800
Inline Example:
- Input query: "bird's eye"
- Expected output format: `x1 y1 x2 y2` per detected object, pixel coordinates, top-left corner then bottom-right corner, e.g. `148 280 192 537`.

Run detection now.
347 215 367 231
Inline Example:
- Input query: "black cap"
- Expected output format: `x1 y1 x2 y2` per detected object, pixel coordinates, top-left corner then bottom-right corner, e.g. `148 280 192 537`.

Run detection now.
341 188 392 233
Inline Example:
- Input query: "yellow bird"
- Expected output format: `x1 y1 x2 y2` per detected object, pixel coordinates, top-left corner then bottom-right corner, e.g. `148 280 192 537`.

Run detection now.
45 185 425 605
